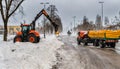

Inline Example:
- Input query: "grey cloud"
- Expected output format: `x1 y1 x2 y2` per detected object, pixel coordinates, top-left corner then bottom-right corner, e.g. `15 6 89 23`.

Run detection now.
1 0 120 30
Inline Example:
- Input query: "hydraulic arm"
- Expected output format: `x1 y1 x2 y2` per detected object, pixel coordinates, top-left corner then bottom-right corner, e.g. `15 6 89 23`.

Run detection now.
30 9 59 33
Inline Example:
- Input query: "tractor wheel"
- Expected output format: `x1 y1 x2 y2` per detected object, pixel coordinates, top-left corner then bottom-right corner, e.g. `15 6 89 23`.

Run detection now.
14 36 22 43
28 34 37 43
37 37 40 42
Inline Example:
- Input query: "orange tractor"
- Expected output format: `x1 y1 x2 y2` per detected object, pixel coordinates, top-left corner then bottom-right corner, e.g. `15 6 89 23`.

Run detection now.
14 9 58 43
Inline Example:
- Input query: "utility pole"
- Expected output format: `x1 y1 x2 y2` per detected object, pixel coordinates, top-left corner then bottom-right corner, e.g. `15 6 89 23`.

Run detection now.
40 2 49 38
71 22 72 31
99 1 104 27
73 16 76 32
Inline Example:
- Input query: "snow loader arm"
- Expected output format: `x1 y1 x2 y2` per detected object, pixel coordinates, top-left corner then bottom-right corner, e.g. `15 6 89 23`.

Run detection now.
30 9 59 33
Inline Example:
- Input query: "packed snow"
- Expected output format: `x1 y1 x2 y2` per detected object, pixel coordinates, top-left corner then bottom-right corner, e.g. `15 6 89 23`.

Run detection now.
115 42 120 54
0 35 3 41
1 34 120 69
0 35 64 69
0 35 15 41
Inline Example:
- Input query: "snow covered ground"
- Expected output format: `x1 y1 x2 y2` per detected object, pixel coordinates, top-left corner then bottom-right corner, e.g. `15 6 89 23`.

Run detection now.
0 35 15 41
0 35 64 69
1 34 120 69
61 32 77 37
0 35 3 41
115 42 120 54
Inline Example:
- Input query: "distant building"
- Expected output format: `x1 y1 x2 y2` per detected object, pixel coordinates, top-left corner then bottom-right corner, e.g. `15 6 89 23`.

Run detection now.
0 25 4 34
95 15 102 30
8 26 21 35
0 25 21 35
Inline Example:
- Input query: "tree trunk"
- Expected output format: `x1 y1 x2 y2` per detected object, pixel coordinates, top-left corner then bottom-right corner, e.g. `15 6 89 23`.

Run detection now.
3 21 8 41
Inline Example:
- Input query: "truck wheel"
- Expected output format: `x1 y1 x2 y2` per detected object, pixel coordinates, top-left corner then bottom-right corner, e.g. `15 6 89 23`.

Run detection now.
106 43 110 47
83 38 88 46
93 41 99 46
77 38 81 45
77 41 81 45
96 42 99 46
14 36 22 43
110 43 116 48
100 41 105 48
28 34 37 43
100 43 105 48
84 42 88 46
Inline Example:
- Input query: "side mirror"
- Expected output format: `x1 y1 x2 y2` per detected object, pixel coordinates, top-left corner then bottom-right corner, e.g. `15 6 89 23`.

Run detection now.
20 23 23 27
78 32 80 35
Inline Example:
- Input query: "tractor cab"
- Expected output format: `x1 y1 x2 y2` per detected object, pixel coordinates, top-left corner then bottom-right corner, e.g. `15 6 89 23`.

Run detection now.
21 24 32 36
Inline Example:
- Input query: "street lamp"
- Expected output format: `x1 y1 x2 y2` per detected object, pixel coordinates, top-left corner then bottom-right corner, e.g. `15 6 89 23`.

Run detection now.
70 22 73 31
40 2 49 38
99 1 104 27
73 16 76 32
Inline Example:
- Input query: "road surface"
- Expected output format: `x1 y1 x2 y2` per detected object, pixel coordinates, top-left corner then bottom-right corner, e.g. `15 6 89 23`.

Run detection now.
53 35 120 69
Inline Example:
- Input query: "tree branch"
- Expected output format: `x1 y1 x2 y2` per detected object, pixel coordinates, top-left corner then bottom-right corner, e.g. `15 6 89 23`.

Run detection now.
8 0 12 10
8 0 24 17
5 0 8 18
0 0 5 22
0 0 1 11
5 0 8 8
6 0 12 18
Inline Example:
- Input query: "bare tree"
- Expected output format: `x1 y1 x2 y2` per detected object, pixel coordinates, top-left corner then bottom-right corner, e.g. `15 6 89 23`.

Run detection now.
82 16 90 30
0 0 24 41
77 16 95 30
47 5 63 33
95 14 102 30
104 16 109 26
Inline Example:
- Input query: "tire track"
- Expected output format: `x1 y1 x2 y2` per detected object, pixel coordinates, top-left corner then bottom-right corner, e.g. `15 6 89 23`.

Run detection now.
57 35 120 69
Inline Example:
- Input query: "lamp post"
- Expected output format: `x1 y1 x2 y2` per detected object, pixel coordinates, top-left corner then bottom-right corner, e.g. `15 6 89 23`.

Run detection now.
73 16 76 32
40 2 49 38
70 22 72 31
99 1 104 27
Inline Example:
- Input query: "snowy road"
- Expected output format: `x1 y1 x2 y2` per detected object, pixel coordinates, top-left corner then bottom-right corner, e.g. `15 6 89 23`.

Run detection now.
56 35 120 69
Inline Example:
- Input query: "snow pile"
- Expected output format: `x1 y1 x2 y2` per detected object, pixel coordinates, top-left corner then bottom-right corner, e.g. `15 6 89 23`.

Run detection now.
71 32 77 36
7 35 16 41
0 35 15 41
115 42 120 54
0 35 64 69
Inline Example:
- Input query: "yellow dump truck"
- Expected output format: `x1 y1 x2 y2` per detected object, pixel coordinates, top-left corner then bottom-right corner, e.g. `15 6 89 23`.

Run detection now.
77 30 120 48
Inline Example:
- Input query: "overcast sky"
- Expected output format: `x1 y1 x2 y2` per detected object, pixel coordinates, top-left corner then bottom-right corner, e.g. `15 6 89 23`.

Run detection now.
1 0 120 31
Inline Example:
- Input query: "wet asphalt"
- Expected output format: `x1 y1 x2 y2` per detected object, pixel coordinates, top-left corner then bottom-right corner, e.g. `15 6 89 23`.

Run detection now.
56 35 120 69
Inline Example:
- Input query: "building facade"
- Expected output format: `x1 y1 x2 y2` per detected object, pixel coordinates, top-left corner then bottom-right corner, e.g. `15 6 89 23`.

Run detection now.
8 26 21 35
0 25 21 35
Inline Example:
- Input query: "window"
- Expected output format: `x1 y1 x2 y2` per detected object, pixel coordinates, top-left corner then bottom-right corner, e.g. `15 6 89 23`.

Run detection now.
16 28 20 31
22 26 28 31
9 28 14 31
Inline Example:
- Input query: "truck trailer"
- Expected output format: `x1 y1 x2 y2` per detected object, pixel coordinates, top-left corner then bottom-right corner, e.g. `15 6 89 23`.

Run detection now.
77 30 120 48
